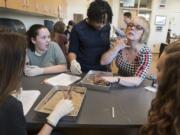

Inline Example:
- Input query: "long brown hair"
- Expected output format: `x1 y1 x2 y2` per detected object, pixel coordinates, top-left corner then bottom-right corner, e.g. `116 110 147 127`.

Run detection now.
0 32 27 103
140 40 180 135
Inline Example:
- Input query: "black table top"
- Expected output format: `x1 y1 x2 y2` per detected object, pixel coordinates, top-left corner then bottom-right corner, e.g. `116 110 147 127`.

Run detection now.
22 74 155 129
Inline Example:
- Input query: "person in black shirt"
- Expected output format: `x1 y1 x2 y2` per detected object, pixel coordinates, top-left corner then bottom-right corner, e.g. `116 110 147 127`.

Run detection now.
64 20 75 40
0 32 73 135
68 0 113 74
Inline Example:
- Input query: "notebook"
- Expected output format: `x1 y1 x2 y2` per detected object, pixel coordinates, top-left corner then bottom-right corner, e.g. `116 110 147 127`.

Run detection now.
44 73 81 86
12 90 40 115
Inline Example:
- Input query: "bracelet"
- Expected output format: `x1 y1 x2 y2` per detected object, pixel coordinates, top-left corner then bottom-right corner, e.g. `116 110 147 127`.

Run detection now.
46 121 55 128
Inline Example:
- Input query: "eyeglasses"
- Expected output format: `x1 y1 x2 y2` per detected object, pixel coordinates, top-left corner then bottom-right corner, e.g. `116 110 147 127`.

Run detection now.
127 23 144 31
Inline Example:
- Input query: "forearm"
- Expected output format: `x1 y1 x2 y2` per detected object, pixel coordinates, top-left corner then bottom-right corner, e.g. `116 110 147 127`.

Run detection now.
43 64 67 74
38 124 53 135
119 76 143 87
68 52 77 62
101 47 120 65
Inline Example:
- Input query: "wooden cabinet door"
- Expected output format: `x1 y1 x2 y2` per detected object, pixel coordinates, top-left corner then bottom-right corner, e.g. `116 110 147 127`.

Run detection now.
35 0 50 15
26 0 36 12
51 0 60 17
6 0 35 13
35 0 59 17
5 0 59 17
0 0 5 7
6 0 27 11
59 0 67 18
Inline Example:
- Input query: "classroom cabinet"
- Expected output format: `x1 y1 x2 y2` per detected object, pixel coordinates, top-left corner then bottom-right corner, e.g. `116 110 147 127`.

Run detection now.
0 0 5 7
59 0 67 18
35 0 59 17
6 0 35 13
121 0 152 21
4 0 61 18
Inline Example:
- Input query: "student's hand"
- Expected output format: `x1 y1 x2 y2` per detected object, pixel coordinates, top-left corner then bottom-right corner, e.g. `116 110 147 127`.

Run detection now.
111 38 128 51
70 60 82 75
47 99 73 127
24 65 44 76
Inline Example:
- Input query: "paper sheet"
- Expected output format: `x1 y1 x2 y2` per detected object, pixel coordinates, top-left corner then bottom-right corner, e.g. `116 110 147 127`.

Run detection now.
12 90 40 115
144 86 157 93
44 73 81 86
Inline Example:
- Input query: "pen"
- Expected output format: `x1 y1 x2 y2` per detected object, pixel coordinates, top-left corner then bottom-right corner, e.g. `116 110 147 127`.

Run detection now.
112 106 115 118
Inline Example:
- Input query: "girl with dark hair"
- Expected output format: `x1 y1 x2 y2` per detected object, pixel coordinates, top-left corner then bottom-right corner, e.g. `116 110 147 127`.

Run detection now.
0 32 73 135
25 24 67 76
140 40 180 135
68 0 113 74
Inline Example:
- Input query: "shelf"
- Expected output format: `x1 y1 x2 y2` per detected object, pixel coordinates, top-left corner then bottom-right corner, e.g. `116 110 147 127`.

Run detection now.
122 7 151 11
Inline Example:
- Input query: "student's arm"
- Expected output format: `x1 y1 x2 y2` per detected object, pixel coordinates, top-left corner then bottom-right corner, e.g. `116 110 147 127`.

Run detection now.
134 47 152 82
101 76 142 87
68 25 79 63
67 26 82 74
38 99 73 135
42 64 67 74
68 52 77 63
101 38 126 65
119 76 142 87
38 124 53 135
100 45 121 65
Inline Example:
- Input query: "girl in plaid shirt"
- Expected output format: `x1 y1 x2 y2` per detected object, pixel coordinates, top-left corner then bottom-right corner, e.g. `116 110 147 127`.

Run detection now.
101 16 152 87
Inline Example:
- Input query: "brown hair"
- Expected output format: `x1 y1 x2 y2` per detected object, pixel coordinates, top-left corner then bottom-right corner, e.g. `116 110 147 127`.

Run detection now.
138 16 150 44
27 24 46 51
53 21 66 34
140 40 180 135
0 32 27 103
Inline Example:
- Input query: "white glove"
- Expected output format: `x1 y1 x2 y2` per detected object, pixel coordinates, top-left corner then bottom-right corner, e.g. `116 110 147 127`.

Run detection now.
70 60 82 75
24 65 44 76
47 99 73 127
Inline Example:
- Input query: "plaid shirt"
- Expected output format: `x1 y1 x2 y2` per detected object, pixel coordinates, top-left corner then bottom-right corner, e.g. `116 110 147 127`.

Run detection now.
115 46 152 80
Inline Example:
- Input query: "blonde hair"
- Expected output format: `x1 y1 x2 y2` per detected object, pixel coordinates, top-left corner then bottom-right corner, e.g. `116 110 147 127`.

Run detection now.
138 16 150 44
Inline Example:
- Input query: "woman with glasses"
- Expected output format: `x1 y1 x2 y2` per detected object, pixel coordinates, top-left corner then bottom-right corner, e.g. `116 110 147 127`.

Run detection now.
101 16 152 87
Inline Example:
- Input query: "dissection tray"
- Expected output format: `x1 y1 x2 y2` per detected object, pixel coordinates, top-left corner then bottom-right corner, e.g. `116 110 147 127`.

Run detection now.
35 86 86 119
79 70 113 91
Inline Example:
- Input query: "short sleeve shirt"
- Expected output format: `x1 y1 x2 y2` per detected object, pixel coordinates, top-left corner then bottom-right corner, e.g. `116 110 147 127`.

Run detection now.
28 41 66 67
69 20 110 72
115 46 152 80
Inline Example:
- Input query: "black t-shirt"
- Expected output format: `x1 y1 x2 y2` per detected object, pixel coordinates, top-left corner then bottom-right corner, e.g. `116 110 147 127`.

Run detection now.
0 96 27 135
69 20 110 72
